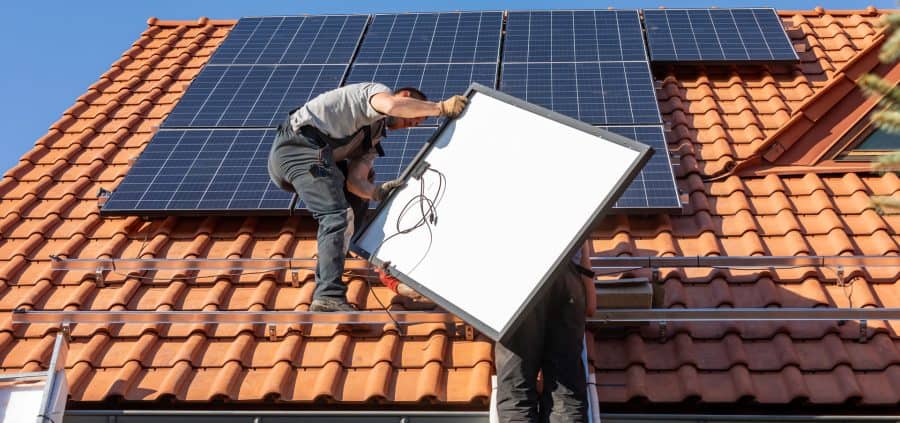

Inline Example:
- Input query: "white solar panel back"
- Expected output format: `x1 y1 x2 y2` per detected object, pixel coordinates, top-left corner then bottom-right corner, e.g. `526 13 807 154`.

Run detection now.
353 84 652 342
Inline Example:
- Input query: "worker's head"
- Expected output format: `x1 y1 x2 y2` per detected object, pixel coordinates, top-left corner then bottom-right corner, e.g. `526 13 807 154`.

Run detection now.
386 87 428 130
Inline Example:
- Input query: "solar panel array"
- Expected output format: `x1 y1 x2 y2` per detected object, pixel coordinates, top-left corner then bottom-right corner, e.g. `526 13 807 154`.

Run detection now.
107 9 796 215
643 8 798 62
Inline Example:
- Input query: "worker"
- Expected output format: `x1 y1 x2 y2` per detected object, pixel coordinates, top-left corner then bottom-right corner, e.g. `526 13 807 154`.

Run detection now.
268 82 468 312
375 242 594 422
492 242 595 422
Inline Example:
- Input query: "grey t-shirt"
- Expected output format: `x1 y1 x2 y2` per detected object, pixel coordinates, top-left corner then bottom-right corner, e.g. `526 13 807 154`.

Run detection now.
290 82 392 139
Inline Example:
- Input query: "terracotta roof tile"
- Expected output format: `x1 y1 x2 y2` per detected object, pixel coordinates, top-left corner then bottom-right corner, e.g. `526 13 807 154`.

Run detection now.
0 9 898 410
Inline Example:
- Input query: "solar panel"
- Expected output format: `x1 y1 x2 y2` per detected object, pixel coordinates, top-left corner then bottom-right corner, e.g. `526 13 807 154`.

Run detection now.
208 15 368 65
504 10 647 62
643 8 798 62
355 12 502 64
600 125 681 210
162 65 345 128
102 129 293 215
500 62 660 125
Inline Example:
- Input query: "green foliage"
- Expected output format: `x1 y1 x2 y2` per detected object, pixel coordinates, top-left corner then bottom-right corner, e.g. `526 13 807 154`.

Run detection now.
859 13 900 212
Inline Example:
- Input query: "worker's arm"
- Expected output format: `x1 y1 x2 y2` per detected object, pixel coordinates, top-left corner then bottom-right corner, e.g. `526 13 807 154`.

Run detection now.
346 150 404 201
345 151 378 200
370 92 468 118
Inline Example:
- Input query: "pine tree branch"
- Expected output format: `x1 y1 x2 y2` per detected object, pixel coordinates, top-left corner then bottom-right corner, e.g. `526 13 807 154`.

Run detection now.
871 110 900 134
880 29 900 63
871 196 900 213
872 150 900 172
858 74 900 109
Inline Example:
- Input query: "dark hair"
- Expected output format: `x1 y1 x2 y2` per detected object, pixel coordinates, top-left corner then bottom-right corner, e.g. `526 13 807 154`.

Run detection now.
394 87 427 101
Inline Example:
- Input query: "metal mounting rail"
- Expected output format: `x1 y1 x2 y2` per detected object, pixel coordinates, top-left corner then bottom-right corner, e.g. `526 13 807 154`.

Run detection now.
11 310 459 325
590 255 899 268
48 257 372 272
588 308 900 323
48 255 898 273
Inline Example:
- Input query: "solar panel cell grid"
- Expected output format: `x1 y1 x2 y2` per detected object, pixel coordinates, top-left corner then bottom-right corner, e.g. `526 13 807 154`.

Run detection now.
373 127 437 184
208 15 368 65
504 10 646 63
163 65 345 128
500 62 660 125
355 12 502 64
102 129 293 213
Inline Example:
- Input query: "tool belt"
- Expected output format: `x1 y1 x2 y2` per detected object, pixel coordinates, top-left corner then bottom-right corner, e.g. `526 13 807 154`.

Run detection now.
297 124 386 157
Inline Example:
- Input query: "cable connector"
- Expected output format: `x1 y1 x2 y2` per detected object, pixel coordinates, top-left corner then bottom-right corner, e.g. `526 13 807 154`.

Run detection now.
409 160 430 180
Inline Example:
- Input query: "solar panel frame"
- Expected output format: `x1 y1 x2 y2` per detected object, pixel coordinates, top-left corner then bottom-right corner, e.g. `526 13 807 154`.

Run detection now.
642 8 798 63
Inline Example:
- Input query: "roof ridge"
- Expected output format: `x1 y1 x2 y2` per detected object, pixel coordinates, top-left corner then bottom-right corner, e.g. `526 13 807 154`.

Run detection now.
147 16 237 27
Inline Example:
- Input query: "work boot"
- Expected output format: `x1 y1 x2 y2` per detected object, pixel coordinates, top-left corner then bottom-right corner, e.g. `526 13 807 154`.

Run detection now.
309 297 358 312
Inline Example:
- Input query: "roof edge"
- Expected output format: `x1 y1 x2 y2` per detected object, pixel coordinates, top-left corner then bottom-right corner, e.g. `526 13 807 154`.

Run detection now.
778 6 894 16
147 17 237 27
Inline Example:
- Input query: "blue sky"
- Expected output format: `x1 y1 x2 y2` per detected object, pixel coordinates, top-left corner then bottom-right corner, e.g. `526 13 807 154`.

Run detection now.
0 0 893 173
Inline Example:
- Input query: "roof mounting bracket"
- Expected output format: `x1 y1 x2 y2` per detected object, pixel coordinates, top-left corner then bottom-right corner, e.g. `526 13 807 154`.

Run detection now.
60 323 72 343
290 271 300 288
455 323 475 341
94 266 107 288
657 321 668 342
859 319 868 343
267 324 278 342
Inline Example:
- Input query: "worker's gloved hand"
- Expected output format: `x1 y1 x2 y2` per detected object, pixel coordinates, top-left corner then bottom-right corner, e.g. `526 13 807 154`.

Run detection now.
373 178 405 201
439 95 468 118
374 267 425 301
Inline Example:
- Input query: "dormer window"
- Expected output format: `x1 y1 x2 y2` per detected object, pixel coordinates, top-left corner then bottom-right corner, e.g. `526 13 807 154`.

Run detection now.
835 117 900 162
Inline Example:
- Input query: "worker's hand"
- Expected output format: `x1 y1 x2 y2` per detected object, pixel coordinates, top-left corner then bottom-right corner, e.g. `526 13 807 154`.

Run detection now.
397 283 426 302
374 267 425 301
439 95 468 118
373 178 405 201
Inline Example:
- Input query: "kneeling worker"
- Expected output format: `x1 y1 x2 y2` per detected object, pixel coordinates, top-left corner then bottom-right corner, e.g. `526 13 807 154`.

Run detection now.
268 82 467 312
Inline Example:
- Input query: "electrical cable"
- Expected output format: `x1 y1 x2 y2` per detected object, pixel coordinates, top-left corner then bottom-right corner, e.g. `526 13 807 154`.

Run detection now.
364 167 447 331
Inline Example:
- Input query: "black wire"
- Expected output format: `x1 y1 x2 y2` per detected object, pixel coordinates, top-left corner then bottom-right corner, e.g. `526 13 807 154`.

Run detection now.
363 275 401 329
362 168 446 330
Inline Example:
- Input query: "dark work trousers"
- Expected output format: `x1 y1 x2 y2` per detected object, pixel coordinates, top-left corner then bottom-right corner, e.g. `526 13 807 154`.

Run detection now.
268 121 352 301
495 263 588 423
